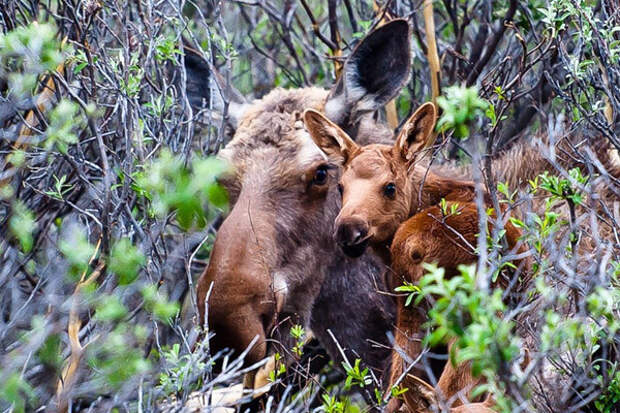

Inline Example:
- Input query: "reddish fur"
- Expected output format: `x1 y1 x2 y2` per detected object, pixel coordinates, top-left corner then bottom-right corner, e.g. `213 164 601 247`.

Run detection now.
399 370 497 413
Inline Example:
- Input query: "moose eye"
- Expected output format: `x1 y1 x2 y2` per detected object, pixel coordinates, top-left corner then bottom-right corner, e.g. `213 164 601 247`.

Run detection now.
410 250 423 264
313 165 329 186
383 182 396 199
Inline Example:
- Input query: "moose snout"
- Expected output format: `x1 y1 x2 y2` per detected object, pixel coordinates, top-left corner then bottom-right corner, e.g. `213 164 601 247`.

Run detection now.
334 217 371 258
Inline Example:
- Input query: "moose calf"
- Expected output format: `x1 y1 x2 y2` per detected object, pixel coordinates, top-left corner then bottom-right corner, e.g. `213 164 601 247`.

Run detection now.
390 201 527 411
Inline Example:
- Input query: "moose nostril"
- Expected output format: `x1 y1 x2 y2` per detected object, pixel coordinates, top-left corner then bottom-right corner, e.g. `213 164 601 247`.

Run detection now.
351 228 366 244
335 221 369 247
344 225 368 246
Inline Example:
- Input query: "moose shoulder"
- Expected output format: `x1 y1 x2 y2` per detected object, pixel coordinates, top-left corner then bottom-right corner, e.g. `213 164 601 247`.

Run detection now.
188 20 411 373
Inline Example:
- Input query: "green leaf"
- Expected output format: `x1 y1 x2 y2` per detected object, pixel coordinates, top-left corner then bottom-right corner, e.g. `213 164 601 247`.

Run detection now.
96 295 128 321
37 334 62 370
207 183 229 209
9 201 36 253
109 238 145 285
59 228 96 279
142 285 179 323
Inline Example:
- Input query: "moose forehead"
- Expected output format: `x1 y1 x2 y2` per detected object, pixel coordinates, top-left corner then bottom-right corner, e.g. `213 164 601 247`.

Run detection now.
225 116 327 186
344 145 396 180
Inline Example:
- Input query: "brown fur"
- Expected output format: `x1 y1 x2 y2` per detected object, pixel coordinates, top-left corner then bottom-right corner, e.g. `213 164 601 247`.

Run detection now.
304 103 481 262
305 100 619 410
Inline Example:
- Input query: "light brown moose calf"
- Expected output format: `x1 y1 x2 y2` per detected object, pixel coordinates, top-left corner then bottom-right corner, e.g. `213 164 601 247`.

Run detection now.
303 103 528 411
303 103 478 263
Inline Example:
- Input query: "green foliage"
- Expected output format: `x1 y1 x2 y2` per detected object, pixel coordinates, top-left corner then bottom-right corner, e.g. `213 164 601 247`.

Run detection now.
539 0 618 122
417 186 620 412
595 369 620 413
154 35 182 63
9 201 36 253
0 22 68 95
290 324 306 357
320 394 360 413
436 86 489 139
485 101 507 128
37 334 63 371
44 174 74 200
109 238 145 285
144 92 175 118
509 169 591 260
86 324 151 389
496 181 517 203
0 372 36 413
352 19 373 39
114 52 144 98
587 285 620 336
45 99 83 153
373 385 408 408
158 343 206 394
0 23 63 70
394 281 421 307
95 294 128 322
268 352 287 382
439 198 461 217
342 358 371 390
71 49 97 74
136 150 229 230
209 31 238 61
417 264 521 411
59 228 96 279
141 284 180 324
321 394 346 413
538 168 588 205
7 149 25 168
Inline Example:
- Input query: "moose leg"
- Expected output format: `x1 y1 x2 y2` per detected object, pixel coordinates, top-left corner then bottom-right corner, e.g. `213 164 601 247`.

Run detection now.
386 296 427 412
436 340 483 407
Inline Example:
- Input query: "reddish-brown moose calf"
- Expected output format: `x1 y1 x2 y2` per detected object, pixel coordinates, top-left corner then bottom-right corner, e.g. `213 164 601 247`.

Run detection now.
390 201 527 411
403 373 495 413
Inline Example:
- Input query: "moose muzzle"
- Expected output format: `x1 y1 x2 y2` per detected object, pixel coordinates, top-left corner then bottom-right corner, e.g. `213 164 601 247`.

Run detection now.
334 216 371 258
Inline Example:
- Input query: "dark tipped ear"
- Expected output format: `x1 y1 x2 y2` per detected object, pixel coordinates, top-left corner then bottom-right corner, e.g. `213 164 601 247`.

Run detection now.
325 19 411 127
303 109 359 164
183 46 248 129
394 102 437 163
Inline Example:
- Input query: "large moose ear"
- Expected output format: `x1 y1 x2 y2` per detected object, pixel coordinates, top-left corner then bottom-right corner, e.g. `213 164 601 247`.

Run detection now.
324 19 411 128
183 46 248 129
394 102 437 163
303 109 359 164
